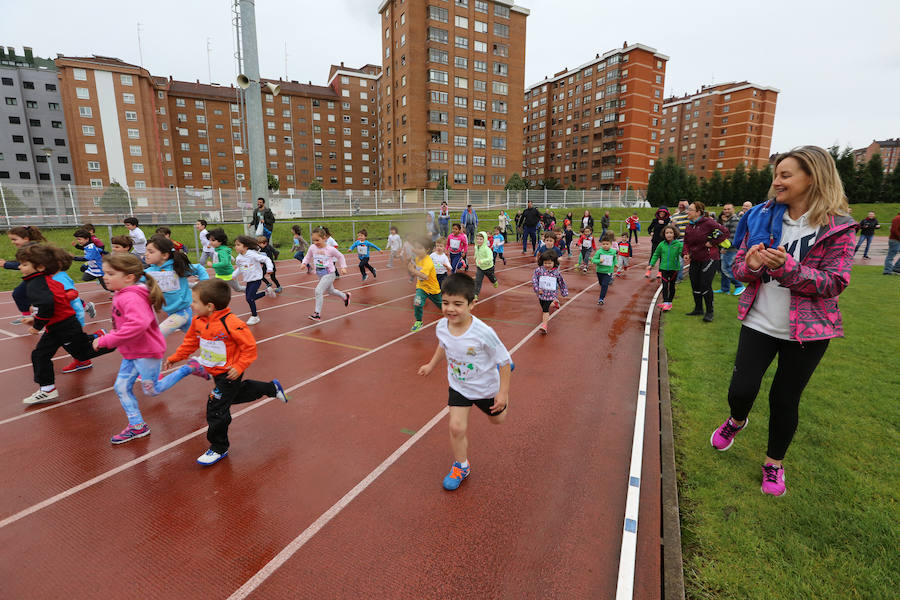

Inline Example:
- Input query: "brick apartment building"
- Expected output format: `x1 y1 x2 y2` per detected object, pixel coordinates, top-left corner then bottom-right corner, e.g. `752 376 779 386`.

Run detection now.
54 54 380 195
854 138 899 173
522 42 668 191
661 81 778 179
0 46 75 187
377 0 529 191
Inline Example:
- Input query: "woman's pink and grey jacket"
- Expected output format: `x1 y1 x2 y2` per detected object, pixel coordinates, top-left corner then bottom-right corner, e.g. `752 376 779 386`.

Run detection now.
732 214 856 342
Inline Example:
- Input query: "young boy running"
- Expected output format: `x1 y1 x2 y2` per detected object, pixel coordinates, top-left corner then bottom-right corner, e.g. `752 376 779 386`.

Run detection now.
409 236 442 332
348 229 382 281
417 273 512 490
164 279 288 465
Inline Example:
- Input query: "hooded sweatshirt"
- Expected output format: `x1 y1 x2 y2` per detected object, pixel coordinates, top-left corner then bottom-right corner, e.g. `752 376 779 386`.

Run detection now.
144 258 210 315
211 245 235 278
648 208 672 245
96 284 167 360
474 232 495 270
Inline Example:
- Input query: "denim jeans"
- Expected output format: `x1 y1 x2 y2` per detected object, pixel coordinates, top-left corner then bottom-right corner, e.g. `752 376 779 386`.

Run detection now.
719 249 741 292
439 218 450 238
885 239 900 274
114 358 193 425
522 225 538 253
854 233 874 257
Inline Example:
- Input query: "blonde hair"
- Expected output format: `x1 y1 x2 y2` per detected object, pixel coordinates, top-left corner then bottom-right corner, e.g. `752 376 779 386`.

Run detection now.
102 253 164 311
772 146 849 227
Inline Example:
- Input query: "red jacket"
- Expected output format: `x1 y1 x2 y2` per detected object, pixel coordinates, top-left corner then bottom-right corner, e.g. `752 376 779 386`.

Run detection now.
22 272 75 331
891 213 900 241
683 217 729 261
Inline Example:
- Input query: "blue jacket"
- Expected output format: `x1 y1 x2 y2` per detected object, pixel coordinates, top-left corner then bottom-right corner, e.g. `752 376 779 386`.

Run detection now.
72 243 104 276
53 271 85 326
461 210 478 228
348 240 382 258
144 258 209 315
733 199 788 249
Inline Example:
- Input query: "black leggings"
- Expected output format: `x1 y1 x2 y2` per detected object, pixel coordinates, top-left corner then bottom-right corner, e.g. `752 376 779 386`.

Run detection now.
358 256 376 277
261 269 280 289
727 326 830 460
689 259 719 313
244 279 266 316
660 270 678 303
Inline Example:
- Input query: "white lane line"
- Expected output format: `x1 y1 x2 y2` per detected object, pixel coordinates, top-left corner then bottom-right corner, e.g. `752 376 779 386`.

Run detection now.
225 279 599 600
614 284 662 600
0 265 556 527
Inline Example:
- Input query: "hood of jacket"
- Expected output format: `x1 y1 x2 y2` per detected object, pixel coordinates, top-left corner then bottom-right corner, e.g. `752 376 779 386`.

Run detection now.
655 207 671 220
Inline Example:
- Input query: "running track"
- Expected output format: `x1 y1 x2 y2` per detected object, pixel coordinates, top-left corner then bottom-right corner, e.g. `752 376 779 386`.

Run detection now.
0 243 664 599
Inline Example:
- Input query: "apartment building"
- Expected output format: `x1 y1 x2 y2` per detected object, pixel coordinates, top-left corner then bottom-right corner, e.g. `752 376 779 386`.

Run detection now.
0 46 75 186
854 138 899 173
661 81 778 178
523 42 668 191
377 0 529 191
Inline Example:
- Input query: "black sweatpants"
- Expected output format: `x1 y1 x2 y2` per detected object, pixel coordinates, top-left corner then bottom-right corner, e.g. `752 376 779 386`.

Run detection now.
261 269 280 289
82 272 109 291
727 326 830 460
206 373 277 453
32 316 111 386
474 265 496 295
660 269 679 303
689 259 719 313
358 256 376 278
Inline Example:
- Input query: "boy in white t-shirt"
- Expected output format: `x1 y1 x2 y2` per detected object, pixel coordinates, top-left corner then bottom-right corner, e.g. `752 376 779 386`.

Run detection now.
196 219 215 266
123 217 146 262
417 273 512 491
386 226 402 268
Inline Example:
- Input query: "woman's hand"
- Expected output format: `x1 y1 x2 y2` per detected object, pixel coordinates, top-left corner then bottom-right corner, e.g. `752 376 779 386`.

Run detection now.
759 246 787 270
744 244 766 271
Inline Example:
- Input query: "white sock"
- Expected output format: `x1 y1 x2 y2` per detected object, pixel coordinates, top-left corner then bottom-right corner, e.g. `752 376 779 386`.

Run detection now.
40 385 56 392
459 460 469 469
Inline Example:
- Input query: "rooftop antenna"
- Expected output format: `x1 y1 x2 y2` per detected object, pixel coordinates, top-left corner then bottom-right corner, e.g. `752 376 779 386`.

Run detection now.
207 37 213 83
137 22 144 67
284 42 288 80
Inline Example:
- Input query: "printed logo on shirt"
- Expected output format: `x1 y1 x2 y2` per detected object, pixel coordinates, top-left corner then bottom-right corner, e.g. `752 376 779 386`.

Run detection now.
761 232 817 284
466 347 477 357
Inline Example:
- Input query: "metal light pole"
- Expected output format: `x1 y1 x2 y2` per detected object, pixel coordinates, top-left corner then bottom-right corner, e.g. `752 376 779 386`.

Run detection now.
238 0 267 210
41 146 62 223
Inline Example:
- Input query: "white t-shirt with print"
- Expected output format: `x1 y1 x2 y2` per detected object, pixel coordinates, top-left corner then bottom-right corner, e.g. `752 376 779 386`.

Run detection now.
743 211 818 340
430 251 451 275
436 315 511 400
387 234 402 251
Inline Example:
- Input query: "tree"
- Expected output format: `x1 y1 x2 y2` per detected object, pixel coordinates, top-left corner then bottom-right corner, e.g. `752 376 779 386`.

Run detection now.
882 165 900 202
701 170 726 207
566 183 577 191
435 176 452 190
267 171 280 192
727 162 748 206
307 180 323 191
0 185 29 217
647 156 698 206
830 146 858 202
866 154 884 202
540 177 560 190
746 163 773 204
504 173 529 190
99 182 131 215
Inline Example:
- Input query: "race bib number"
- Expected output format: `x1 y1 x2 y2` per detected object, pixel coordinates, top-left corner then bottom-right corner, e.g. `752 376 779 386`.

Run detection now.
147 270 179 293
198 337 227 368
582 239 592 248
313 254 328 269
357 245 368 256
449 239 461 250
538 275 557 291
599 254 613 266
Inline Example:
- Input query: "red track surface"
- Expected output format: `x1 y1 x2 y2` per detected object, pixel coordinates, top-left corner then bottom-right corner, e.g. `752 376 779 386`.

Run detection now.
0 242 663 599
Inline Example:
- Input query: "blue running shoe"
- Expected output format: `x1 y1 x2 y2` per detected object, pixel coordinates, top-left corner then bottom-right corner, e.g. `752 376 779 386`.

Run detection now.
442 461 470 491
272 379 289 403
197 449 228 466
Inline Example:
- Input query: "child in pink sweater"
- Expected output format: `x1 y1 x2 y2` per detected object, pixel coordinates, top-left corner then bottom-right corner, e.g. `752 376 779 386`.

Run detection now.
446 223 469 273
301 226 350 321
94 254 207 445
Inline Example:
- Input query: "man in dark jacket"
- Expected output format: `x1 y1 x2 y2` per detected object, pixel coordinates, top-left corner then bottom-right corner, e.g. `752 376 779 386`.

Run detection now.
520 201 542 253
250 197 276 240
854 211 879 259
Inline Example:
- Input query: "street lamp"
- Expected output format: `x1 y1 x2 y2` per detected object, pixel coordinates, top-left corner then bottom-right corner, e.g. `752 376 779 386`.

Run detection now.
40 146 62 221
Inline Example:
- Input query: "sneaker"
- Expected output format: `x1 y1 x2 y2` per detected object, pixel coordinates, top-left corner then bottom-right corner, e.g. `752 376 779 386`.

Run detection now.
733 286 746 296
686 309 704 316
186 358 210 380
410 320 424 332
372 270 377 278
110 423 151 444
275 286 283 294
62 359 93 373
473 295 478 301
597 298 605 305
246 315 260 325
714 289 725 294
84 301 97 318
761 463 787 496
343 292 351 307
265 286 277 298
552 298 560 311
272 379 289 403
656 272 661 279
644 268 651 278
710 417 747 451
11 315 28 325
492 280 499 288
197 449 228 466
92 328 108 338
362 274 368 281
703 312 714 322
308 313 321 321
442 461 470 491
538 323 548 335
23 388 59 405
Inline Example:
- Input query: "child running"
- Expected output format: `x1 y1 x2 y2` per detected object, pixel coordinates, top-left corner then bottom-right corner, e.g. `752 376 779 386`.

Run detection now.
430 237 453 288
164 279 288 466
123 217 147 262
72 223 105 252
446 223 468 273
650 224 684 312
348 229 382 280
417 273 512 491
206 229 244 293
197 219 215 266
257 236 282 293
491 227 507 265
473 231 498 300
615 232 632 277
591 231 618 305
291 225 310 273
386 226 402 268
409 236 443 332
532 249 569 334
72 228 110 293
234 235 275 325
155 227 184 251
144 234 210 336
576 227 596 273
110 235 133 254
301 226 349 321
18 244 110 404
94 253 208 444
4 225 48 324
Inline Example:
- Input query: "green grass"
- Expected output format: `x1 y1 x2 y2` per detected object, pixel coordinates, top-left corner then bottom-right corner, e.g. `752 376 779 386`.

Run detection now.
664 266 899 600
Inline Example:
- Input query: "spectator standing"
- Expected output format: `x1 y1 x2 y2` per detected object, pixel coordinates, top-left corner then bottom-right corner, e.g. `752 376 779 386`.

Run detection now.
646 207 671 278
670 200 691 282
520 201 542 254
600 211 610 237
438 201 451 238
249 197 275 240
885 210 900 275
461 205 479 244
717 203 744 295
682 201 730 322
854 211 879 259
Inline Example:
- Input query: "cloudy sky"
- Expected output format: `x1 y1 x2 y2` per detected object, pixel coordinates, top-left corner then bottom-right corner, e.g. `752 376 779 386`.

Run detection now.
3 0 898 153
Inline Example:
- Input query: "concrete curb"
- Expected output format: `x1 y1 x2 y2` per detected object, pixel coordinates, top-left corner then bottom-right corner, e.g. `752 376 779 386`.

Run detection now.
658 323 686 599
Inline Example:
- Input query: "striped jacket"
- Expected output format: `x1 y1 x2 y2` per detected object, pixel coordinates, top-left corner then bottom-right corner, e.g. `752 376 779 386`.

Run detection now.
732 214 856 342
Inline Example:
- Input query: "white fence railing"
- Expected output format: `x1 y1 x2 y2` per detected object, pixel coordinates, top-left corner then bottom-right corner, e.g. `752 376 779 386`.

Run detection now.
0 184 648 227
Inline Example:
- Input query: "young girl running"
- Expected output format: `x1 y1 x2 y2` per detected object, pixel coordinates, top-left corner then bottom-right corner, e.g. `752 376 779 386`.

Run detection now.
207 229 244 293
386 226 402 268
430 237 453 288
5 226 47 324
94 253 208 444
531 250 568 335
302 227 349 321
649 225 684 311
234 235 274 325
473 231 498 300
144 234 210 336
576 227 596 273
446 223 468 273
491 227 507 265
323 226 341 277
291 225 311 273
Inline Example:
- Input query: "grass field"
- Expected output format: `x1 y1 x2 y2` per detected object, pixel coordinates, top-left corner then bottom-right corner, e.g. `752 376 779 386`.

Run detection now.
663 265 899 600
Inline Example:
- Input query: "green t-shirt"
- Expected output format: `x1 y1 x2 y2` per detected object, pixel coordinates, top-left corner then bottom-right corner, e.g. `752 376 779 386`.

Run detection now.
590 247 617 274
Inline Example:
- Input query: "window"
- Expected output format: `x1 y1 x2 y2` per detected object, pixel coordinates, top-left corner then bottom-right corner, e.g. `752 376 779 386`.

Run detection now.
455 36 469 49
32 136 44 145
4 97 16 106
474 60 487 73
76 87 89 99
454 96 468 109
473 137 486 149
82 125 95 136
90 179 103 188
428 27 449 43
12 135 24 143
455 15 468 28
87 161 100 171
455 56 468 69
473 155 486 166
474 80 486 92
119 74 133 86
474 40 487 53
15 153 27 161
124 111 137 121
455 76 468 89
430 90 448 104
494 4 510 17
26 100 38 109
493 62 508 76
474 20 487 33
492 100 507 113
84 143 98 154
429 5 448 22
122 93 135 104
454 135 467 146
475 0 488 12
0 77 11 86
492 82 508 96
494 23 509 38
51 121 62 129
454 153 467 166
453 173 467 185
129 145 142 156
491 136 506 149
428 70 448 85
8 116 20 124
491 155 506 167
73 68 87 81
455 116 468 128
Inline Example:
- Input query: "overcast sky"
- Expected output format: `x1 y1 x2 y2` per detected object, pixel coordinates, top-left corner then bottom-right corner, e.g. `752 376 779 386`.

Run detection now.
3 0 898 153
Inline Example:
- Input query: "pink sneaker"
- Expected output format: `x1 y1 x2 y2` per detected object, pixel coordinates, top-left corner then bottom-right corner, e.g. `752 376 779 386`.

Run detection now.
710 417 747 451
761 463 786 496
186 358 210 380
